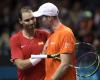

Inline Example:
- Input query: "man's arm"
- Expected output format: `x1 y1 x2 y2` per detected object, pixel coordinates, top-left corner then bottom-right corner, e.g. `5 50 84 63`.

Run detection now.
14 59 32 70
14 58 41 70
51 53 71 80
10 36 42 70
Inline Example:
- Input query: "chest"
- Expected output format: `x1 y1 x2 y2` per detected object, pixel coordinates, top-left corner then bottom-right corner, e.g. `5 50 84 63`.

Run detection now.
20 37 45 57
44 33 61 54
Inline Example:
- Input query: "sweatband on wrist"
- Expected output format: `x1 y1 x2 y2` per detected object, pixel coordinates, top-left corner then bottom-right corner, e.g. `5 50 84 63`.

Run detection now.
29 58 41 66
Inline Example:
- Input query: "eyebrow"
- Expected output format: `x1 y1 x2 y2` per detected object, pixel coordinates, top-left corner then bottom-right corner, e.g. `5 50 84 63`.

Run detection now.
24 17 34 21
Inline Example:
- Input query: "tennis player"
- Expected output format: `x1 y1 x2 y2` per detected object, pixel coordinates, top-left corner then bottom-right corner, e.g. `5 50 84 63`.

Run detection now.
10 6 49 80
33 2 76 80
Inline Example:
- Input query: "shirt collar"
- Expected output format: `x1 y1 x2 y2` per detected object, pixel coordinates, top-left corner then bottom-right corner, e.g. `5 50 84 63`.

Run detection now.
53 23 64 33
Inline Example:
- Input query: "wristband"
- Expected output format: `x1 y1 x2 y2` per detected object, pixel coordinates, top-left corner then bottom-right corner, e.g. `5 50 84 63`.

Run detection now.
29 58 41 66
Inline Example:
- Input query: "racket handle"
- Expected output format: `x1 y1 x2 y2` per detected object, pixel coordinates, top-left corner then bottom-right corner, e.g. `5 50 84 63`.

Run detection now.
31 54 47 59
31 54 59 59
31 54 57 59
47 55 54 58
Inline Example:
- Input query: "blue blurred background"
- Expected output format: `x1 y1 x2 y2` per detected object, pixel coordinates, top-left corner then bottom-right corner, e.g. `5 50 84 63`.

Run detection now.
0 0 100 80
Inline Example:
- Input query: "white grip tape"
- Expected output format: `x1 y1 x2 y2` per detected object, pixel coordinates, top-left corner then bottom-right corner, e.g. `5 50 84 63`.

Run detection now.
31 54 47 59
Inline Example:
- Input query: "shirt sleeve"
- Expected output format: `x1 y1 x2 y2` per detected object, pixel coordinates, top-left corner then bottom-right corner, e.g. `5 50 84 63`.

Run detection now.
59 31 76 54
10 36 23 60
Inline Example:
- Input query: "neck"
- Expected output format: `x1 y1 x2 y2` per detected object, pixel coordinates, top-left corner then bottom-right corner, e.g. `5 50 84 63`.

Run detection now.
52 19 61 32
22 29 34 39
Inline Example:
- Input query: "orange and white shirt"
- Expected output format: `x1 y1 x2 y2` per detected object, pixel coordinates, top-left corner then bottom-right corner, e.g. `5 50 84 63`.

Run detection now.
44 23 76 80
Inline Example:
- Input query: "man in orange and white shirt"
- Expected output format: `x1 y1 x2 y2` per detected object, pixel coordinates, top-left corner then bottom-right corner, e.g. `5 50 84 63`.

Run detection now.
33 2 76 80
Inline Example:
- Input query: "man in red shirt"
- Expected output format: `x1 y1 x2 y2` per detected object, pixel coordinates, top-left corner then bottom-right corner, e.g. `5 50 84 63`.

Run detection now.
10 6 49 80
33 3 76 80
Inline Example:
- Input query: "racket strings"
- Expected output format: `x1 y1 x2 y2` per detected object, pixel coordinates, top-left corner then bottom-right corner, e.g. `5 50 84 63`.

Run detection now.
77 52 98 69
77 54 100 77
76 42 96 57
75 42 100 77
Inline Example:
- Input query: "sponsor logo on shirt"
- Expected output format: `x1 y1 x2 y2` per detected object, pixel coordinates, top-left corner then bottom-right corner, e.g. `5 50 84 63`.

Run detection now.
65 42 70 48
38 42 44 45
21 45 26 48
50 42 55 45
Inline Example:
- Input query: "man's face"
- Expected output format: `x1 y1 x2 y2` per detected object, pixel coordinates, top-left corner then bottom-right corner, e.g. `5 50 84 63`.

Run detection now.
21 12 36 30
38 16 52 29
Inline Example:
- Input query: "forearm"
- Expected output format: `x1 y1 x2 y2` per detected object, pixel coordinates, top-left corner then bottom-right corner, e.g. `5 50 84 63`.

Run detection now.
15 58 41 70
52 53 71 80
15 59 32 70
51 63 69 80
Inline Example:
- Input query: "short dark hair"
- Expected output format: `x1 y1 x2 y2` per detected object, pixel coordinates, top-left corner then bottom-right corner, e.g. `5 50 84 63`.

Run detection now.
19 6 32 20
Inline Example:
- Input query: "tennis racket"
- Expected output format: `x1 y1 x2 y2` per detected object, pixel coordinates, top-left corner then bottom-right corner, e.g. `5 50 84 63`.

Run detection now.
31 42 100 78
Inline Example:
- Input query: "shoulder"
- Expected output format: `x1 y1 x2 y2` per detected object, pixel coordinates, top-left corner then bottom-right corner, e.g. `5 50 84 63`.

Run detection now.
10 32 21 41
60 25 74 36
35 29 50 37
35 29 50 41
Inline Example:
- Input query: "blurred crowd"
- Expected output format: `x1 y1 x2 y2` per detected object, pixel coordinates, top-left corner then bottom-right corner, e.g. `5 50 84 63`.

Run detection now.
0 0 100 65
